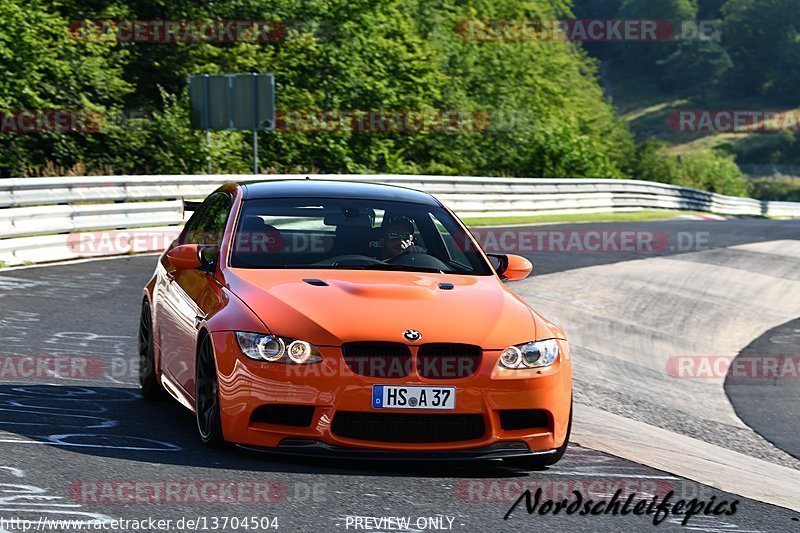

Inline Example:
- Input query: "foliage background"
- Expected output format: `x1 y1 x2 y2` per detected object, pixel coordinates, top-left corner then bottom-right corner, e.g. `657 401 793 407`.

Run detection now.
2 0 798 198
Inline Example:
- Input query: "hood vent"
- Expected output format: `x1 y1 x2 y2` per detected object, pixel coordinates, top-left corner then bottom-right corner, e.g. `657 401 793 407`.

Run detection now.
303 278 329 287
438 282 455 290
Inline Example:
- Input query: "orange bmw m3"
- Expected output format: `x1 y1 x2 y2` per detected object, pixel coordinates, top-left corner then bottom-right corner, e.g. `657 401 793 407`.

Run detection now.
140 180 572 468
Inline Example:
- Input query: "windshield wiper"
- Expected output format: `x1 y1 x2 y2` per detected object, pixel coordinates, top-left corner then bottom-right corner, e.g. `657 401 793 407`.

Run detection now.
325 263 447 274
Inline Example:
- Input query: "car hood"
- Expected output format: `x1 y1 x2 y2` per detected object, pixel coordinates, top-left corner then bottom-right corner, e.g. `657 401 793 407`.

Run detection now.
225 268 540 348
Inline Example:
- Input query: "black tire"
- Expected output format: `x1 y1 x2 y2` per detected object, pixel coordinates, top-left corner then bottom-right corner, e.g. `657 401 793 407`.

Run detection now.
139 302 166 401
503 399 572 470
195 335 228 448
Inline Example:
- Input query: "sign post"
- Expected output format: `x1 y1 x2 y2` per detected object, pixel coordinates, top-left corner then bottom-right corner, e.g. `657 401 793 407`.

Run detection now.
188 73 275 174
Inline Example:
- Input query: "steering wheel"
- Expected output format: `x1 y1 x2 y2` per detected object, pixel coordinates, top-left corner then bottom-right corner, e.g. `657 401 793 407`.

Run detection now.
385 252 451 270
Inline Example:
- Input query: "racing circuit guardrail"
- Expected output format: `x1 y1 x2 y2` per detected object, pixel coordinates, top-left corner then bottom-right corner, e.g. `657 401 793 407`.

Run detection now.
1 174 800 266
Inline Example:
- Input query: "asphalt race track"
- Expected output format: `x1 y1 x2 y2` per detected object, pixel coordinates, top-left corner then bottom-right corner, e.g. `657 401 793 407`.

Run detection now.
726 317 800 461
0 218 799 532
511 220 800 469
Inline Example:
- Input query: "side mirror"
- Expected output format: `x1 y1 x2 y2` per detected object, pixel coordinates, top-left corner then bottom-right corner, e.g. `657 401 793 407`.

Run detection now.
167 244 203 270
488 253 533 281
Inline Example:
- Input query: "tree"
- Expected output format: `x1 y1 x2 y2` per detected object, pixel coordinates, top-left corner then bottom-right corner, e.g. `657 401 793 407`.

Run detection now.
1 0 638 178
0 0 131 176
721 0 800 100
616 0 699 72
697 0 726 19
657 38 732 93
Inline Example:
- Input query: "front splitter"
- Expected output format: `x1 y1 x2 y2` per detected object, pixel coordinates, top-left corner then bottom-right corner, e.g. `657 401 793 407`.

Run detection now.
238 439 557 461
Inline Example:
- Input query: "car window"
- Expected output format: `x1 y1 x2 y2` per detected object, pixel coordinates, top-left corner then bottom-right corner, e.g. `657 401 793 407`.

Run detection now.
430 212 471 267
230 197 492 275
181 192 232 246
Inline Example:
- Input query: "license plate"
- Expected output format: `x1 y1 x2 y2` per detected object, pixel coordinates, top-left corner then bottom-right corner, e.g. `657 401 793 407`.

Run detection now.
372 385 456 410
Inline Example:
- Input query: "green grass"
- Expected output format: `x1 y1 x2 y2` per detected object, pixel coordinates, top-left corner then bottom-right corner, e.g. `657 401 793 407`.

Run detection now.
606 68 800 164
463 210 705 226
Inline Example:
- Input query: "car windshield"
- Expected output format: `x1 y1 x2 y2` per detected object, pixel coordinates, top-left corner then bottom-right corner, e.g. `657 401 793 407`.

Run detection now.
229 197 493 275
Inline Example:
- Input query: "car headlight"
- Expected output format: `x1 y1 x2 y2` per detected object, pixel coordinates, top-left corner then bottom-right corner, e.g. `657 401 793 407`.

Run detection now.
499 339 559 369
235 332 322 364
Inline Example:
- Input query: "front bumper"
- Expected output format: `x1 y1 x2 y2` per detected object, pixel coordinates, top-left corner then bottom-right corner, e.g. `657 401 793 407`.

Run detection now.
211 332 572 454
